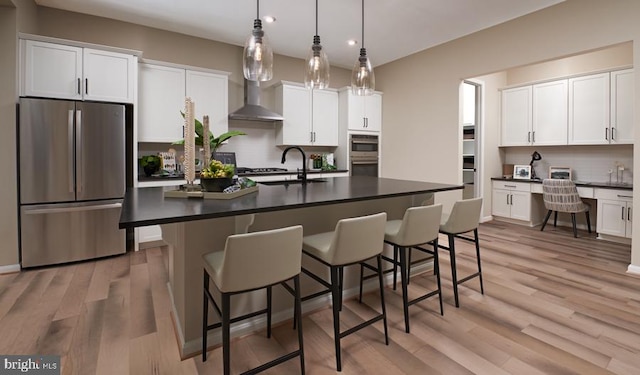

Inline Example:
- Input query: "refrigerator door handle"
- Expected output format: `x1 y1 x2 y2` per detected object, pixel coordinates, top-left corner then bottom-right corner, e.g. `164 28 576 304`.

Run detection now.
68 109 75 193
76 109 83 193
23 202 122 215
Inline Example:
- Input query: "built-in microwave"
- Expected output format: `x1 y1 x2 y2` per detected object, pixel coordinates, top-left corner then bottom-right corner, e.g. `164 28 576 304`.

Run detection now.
350 134 379 177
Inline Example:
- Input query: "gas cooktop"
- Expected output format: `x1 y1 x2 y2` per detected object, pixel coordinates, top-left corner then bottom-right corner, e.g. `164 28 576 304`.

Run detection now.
236 167 289 174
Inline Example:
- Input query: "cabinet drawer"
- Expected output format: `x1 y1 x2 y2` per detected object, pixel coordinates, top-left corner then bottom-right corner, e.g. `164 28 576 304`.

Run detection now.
492 181 530 192
594 188 633 201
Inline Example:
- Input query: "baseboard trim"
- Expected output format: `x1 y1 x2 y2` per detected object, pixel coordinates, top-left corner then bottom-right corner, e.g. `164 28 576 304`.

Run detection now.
626 264 640 276
0 264 21 274
175 260 435 358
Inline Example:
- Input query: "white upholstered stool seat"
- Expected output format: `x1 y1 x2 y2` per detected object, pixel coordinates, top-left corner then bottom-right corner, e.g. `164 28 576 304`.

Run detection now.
301 212 388 372
202 225 305 375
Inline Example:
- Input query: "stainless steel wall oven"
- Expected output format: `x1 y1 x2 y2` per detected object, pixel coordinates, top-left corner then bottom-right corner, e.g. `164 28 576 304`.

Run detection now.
349 134 379 177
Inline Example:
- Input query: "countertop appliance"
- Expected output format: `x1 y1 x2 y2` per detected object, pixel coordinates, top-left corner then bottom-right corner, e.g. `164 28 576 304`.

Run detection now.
18 98 126 268
349 134 379 177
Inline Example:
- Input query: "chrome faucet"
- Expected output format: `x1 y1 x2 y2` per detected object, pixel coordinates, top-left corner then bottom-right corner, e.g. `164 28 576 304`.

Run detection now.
281 146 307 183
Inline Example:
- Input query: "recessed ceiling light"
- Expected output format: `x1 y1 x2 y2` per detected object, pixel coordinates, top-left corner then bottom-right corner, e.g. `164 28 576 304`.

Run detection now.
347 40 358 46
264 16 276 23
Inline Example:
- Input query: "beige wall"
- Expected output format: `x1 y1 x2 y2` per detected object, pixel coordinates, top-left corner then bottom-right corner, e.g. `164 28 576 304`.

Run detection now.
375 0 640 267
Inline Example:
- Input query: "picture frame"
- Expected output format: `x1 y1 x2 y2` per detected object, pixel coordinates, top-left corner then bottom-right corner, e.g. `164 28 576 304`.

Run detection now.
513 165 531 179
549 166 572 180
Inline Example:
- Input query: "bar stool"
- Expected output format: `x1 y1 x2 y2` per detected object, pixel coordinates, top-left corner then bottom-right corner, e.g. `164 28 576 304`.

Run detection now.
301 212 388 372
438 197 484 308
202 225 305 375
366 204 443 334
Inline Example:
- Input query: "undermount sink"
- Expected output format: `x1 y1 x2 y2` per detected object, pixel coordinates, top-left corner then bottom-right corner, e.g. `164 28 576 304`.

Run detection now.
258 178 328 186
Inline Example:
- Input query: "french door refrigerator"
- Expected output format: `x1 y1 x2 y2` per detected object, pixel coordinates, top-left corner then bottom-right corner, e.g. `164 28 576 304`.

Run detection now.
18 98 126 268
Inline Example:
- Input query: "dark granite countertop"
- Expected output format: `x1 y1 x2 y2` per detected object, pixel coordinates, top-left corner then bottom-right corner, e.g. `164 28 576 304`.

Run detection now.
119 176 463 229
491 177 633 190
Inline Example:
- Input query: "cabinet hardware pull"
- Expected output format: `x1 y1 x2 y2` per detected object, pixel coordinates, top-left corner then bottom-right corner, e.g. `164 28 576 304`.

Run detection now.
628 207 632 222
532 131 535 143
76 109 83 193
617 195 633 198
605 128 609 140
612 127 616 140
68 110 74 193
77 78 81 95
527 131 531 143
85 78 88 95
504 184 516 188
622 206 625 220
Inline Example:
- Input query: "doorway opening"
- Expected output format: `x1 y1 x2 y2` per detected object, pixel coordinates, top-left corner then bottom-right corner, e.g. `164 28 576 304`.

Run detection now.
461 80 482 199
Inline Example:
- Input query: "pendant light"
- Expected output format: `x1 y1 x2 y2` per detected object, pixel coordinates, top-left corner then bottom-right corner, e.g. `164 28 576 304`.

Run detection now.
304 0 330 89
243 0 273 81
351 0 375 95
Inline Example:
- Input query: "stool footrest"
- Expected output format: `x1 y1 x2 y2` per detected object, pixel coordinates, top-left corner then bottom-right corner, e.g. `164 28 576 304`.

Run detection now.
206 307 269 331
457 272 481 285
242 350 303 375
339 314 385 339
408 290 440 306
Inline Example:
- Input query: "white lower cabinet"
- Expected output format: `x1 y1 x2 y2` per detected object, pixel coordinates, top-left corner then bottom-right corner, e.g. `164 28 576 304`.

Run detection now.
596 189 633 238
492 181 531 221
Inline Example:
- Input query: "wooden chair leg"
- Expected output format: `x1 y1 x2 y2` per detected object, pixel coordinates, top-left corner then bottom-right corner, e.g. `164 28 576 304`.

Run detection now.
586 211 592 233
571 213 578 237
553 211 558 227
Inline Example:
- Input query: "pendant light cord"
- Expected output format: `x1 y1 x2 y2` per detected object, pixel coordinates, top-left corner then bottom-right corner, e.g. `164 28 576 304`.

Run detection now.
361 0 365 48
315 0 319 36
257 0 260 19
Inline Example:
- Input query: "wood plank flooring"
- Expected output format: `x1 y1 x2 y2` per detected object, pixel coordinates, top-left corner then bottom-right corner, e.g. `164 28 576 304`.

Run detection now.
1 221 639 374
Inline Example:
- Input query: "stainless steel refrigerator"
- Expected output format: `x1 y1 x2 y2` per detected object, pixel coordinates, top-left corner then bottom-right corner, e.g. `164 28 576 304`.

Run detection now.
18 98 126 268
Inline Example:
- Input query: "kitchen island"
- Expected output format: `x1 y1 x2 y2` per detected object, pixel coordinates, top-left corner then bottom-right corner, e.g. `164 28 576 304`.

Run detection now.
119 176 463 357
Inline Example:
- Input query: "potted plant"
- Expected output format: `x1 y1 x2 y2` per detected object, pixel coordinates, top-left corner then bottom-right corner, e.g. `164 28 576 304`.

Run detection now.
200 159 235 192
140 154 162 177
173 113 246 161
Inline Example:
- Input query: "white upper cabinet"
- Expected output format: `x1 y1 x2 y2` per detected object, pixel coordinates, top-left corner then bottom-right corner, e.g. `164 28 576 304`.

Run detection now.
568 72 610 145
532 80 568 145
610 69 634 144
138 64 186 143
343 90 382 132
501 86 532 146
186 70 229 138
138 63 229 143
275 83 338 146
22 40 136 103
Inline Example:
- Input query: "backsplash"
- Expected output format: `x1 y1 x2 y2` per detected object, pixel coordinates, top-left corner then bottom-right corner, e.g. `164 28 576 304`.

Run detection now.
503 145 633 184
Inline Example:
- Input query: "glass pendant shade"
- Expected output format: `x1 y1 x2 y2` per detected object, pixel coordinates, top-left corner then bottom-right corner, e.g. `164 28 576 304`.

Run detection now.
243 18 273 81
351 48 375 95
304 35 330 89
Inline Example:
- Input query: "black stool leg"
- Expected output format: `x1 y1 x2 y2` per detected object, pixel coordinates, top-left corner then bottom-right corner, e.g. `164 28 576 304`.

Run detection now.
407 248 412 285
554 211 558 227
541 210 552 231
571 213 578 238
358 263 364 303
586 211 592 233
338 266 344 311
222 292 231 375
293 275 306 374
474 228 484 295
376 255 389 345
398 246 411 333
202 270 209 361
433 240 444 315
448 234 460 308
330 266 342 371
392 246 398 290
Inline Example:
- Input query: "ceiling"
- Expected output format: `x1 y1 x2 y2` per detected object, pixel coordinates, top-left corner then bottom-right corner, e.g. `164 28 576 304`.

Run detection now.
35 0 565 69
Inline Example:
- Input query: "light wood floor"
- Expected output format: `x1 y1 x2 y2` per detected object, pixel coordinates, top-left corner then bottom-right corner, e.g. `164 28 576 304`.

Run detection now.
1 221 639 374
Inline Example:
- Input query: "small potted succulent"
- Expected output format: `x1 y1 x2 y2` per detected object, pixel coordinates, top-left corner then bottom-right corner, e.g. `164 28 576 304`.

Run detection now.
140 154 162 177
200 159 235 192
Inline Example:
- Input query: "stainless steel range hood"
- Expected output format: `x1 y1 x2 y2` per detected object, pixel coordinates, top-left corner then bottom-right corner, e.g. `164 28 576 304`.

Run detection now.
228 80 284 122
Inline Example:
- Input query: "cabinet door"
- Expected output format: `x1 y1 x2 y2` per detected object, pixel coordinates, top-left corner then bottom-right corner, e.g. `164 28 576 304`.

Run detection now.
138 63 186 142
610 69 634 144
347 92 367 130
510 191 531 221
312 89 338 146
568 73 610 145
186 70 229 138
83 48 135 103
501 86 532 146
533 80 567 145
275 85 312 146
364 93 382 132
23 40 82 100
597 199 627 237
492 189 511 218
